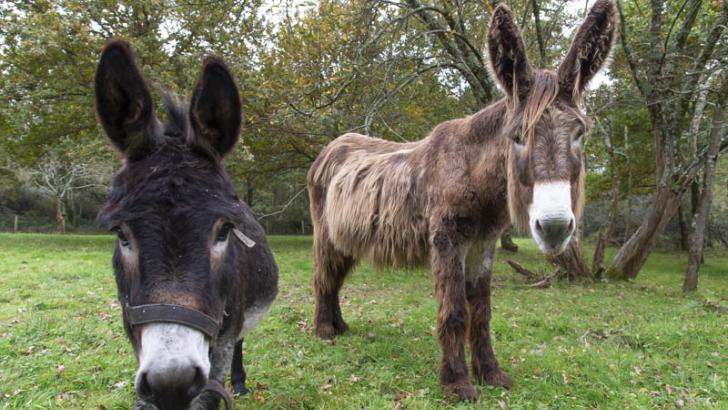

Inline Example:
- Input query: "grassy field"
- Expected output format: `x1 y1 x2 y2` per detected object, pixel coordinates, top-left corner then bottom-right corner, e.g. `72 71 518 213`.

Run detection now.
0 233 726 409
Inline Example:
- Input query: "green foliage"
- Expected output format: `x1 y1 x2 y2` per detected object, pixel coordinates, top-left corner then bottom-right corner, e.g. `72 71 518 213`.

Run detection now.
0 234 726 408
584 81 654 201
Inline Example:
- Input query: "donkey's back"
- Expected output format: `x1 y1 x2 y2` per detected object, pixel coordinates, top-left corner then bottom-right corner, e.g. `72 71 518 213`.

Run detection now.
308 132 433 267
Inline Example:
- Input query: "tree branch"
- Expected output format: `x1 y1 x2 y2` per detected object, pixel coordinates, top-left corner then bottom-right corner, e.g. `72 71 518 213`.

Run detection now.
617 0 649 99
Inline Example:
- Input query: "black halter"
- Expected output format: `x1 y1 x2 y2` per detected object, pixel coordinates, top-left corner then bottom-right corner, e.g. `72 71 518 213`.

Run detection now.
125 303 234 409
125 303 221 339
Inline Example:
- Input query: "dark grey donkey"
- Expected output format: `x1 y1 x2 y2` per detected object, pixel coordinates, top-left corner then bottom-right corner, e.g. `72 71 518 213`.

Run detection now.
94 40 278 410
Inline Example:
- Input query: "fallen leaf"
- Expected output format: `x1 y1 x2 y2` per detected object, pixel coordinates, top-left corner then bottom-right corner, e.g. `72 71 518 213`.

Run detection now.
498 399 506 409
675 399 685 408
296 320 308 331
394 391 410 401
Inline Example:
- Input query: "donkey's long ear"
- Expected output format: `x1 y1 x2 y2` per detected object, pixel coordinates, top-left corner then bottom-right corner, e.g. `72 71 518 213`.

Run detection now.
487 4 533 100
95 40 156 159
188 57 242 158
558 0 617 101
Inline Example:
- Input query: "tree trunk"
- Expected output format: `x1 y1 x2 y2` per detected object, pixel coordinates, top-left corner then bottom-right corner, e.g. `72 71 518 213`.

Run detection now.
592 120 621 274
623 126 633 243
684 199 709 291
55 198 66 234
549 238 592 282
683 91 726 291
607 186 682 280
593 125 621 277
677 203 690 250
499 227 518 252
246 175 254 207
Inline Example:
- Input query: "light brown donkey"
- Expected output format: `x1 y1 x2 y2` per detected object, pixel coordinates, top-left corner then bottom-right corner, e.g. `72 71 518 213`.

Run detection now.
307 0 616 401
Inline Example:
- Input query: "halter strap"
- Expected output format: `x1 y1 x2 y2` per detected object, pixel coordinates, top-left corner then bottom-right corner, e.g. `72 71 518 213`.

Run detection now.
203 379 234 409
125 303 221 339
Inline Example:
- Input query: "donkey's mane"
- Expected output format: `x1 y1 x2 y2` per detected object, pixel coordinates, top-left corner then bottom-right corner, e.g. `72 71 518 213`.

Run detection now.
162 93 191 140
501 70 560 146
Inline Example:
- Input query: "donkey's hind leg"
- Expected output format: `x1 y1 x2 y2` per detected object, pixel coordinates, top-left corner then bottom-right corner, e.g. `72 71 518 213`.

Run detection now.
230 338 248 395
465 237 512 389
313 235 355 339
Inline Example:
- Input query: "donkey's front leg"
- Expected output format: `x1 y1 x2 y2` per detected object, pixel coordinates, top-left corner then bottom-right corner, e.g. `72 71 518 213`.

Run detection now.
465 237 512 389
431 228 478 401
191 331 237 410
230 338 248 395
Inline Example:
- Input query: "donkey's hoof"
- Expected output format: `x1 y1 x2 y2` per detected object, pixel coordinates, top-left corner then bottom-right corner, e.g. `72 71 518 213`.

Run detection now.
316 322 347 339
479 368 513 389
442 381 479 401
333 317 349 333
316 322 337 339
233 382 249 395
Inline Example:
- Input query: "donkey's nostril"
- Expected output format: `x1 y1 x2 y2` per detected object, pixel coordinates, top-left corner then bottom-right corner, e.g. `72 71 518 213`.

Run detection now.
137 371 153 400
187 366 207 398
535 217 573 248
137 363 206 409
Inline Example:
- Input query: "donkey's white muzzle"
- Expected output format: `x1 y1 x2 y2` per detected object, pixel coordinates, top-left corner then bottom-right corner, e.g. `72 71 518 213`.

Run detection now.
135 323 210 408
529 181 576 255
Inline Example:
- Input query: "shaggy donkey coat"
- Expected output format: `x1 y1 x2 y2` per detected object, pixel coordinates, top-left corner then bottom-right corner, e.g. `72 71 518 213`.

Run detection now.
95 40 278 410
308 0 616 401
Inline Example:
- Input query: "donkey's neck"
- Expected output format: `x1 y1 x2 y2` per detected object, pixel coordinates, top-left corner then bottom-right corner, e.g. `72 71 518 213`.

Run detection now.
465 98 509 144
461 99 510 178
434 98 511 223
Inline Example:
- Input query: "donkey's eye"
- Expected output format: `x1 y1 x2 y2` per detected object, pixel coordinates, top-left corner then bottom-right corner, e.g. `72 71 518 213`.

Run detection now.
216 223 234 243
112 227 130 248
511 134 524 145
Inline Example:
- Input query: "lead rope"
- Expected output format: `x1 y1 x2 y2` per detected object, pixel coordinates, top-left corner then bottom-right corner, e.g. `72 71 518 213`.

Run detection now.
202 379 234 410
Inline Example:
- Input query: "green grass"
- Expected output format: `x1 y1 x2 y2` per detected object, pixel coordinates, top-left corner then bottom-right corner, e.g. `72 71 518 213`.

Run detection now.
0 233 726 409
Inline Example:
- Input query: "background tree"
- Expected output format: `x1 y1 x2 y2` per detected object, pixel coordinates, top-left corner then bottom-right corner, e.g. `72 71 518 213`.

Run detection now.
29 154 102 233
606 0 728 280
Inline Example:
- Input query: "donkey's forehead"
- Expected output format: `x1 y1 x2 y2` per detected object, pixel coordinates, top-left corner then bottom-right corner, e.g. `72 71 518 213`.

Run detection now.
99 147 240 228
543 100 589 132
101 194 241 231
123 144 233 193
